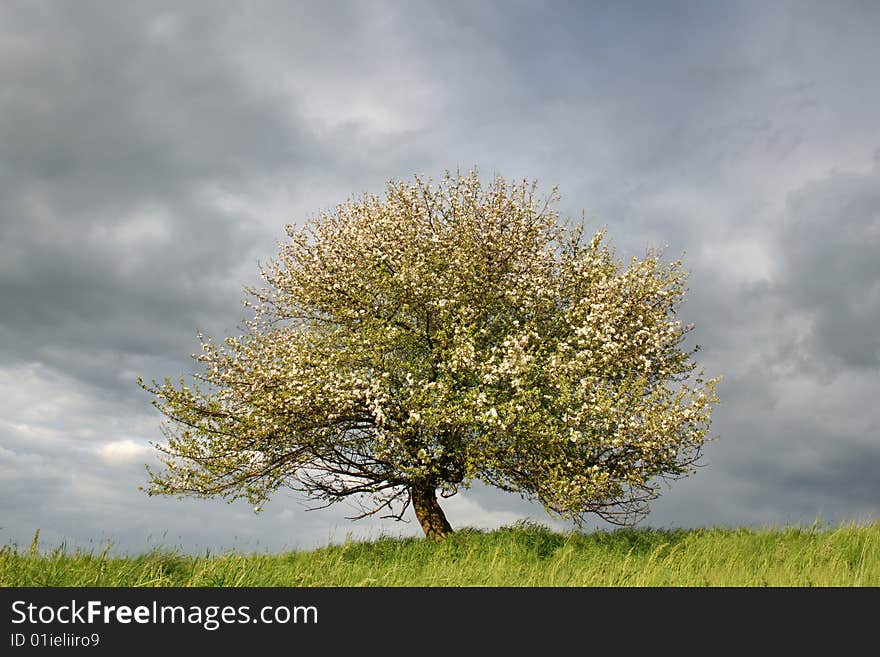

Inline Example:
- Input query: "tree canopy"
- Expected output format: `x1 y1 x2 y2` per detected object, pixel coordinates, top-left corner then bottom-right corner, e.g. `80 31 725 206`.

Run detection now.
140 170 719 539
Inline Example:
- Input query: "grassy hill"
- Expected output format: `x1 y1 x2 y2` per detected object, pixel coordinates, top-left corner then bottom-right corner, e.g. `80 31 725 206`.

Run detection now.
2 522 878 586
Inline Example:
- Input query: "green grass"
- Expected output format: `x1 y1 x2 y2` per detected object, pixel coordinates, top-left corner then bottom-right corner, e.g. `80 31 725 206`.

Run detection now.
2 521 879 586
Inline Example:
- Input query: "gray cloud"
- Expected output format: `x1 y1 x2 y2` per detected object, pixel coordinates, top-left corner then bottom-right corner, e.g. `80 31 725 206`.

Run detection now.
1 0 879 553
0 3 298 387
776 167 880 373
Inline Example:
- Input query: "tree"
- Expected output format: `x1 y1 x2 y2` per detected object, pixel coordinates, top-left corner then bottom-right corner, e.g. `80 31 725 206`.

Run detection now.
139 170 719 540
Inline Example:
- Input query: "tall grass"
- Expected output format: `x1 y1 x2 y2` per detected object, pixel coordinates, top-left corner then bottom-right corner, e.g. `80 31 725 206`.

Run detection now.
2 522 878 586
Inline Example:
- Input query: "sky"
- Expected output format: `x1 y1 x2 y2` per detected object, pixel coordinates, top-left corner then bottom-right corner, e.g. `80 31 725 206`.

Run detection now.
1 0 878 554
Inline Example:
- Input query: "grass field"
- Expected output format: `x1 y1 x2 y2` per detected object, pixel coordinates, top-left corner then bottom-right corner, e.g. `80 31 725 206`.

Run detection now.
2 521 878 586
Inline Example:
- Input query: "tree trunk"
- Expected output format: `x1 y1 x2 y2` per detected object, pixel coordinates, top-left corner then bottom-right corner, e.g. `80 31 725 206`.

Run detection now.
411 484 453 541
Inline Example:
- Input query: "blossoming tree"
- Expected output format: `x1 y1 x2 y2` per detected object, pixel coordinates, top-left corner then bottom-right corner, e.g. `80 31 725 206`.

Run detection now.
140 170 719 540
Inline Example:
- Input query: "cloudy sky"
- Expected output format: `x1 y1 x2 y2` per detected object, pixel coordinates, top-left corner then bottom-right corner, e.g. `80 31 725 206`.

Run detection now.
2 0 878 554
